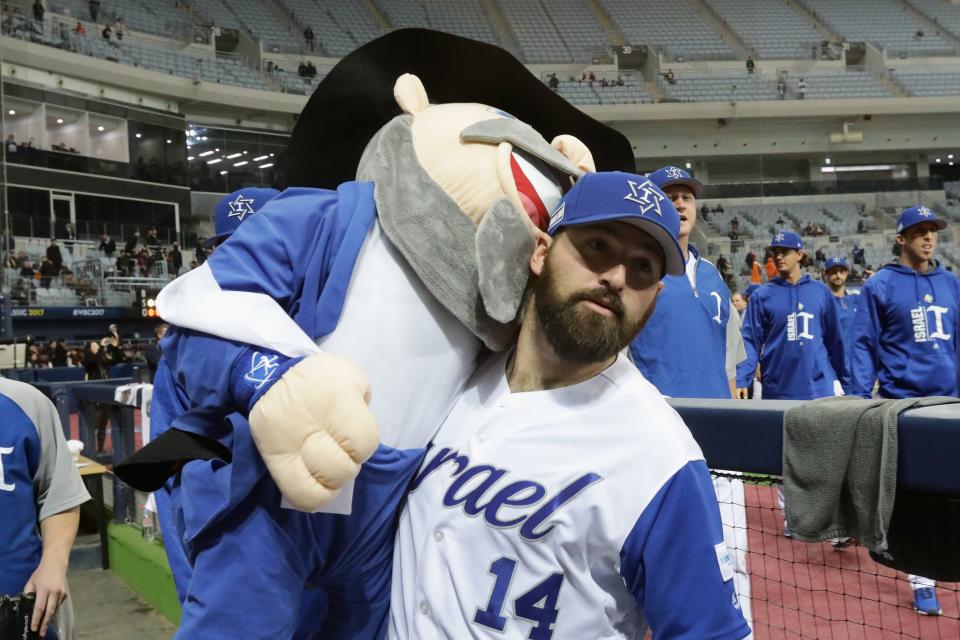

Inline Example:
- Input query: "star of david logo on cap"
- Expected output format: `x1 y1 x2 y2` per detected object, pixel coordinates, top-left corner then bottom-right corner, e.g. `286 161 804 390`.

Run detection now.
665 166 685 180
624 179 664 216
774 232 785 242
918 206 933 217
228 194 256 221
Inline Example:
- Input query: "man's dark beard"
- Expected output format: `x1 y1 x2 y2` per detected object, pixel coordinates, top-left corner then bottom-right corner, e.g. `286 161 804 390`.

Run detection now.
532 255 657 364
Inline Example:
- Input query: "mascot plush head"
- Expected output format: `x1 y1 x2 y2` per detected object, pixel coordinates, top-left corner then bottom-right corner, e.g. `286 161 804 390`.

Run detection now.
285 29 635 349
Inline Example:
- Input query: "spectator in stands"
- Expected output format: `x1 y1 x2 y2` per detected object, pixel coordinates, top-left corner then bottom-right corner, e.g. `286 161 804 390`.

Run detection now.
731 291 746 317
6 133 16 153
547 73 559 91
746 56 755 75
100 23 110 41
587 71 596 86
83 339 113 452
46 240 63 272
664 68 676 85
700 202 709 218
744 250 756 272
99 233 115 257
765 253 777 281
797 77 806 100
750 256 761 285
716 253 731 277
38 257 56 289
852 244 865 266
298 61 309 78
849 206 954 616
73 20 85 35
716 203 725 213
777 76 786 100
113 17 124 41
88 0 99 23
146 226 159 246
49 339 68 367
737 231 848 401
168 241 183 275
0 377 90 639
31 0 42 24
124 231 139 254
814 247 826 267
303 25 314 52
19 259 35 279
144 323 167 383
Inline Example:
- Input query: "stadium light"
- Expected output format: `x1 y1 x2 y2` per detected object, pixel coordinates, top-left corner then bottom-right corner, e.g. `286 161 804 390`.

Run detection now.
198 150 215 157
253 155 268 162
56 118 63 124
207 158 222 165
97 126 104 132
258 163 274 169
166 139 172 144
7 109 14 115
685 162 692 169
135 133 142 138
825 158 831 165
936 158 942 163
226 152 242 159
220 170 228 175
187 156 194 161
950 154 955 160
233 161 248 167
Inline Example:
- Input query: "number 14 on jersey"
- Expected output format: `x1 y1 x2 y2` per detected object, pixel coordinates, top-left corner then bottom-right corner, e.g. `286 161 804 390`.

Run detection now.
473 556 564 639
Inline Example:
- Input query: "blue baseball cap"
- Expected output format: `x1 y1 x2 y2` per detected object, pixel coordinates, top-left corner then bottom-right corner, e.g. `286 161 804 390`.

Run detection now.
768 230 803 251
547 171 684 276
647 165 704 198
824 256 848 271
896 205 947 234
206 187 281 246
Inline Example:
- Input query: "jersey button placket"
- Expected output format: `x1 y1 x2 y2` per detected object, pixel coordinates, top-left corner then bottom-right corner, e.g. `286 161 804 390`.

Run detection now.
433 529 444 542
419 602 431 616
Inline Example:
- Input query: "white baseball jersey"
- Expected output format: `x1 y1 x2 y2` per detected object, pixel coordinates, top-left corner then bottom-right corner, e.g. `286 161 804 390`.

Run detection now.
390 352 751 640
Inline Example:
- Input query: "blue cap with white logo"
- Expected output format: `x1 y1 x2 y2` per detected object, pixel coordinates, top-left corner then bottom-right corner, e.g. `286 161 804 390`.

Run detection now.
547 171 684 276
207 187 281 246
647 165 704 198
768 230 803 251
896 205 947 234
824 256 848 271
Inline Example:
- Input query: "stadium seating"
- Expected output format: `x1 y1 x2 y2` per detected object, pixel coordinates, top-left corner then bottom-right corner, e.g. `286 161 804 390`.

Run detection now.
706 0 821 60
48 0 192 39
496 0 574 63
795 69 893 99
599 0 736 61
659 70 778 102
551 77 653 105
891 68 960 96
801 0 957 57
907 0 960 42
375 0 498 46
276 0 382 56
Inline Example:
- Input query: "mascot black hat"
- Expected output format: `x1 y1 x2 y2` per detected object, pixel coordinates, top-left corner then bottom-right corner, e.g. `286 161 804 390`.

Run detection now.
284 28 635 189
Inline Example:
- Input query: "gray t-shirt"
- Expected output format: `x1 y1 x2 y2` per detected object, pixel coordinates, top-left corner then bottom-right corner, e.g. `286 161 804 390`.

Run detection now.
0 378 90 520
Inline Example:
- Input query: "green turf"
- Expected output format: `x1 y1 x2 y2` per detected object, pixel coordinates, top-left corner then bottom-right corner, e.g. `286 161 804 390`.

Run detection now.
107 523 181 625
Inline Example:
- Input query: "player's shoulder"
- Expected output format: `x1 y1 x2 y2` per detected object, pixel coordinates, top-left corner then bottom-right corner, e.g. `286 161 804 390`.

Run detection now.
0 377 54 434
597 357 705 458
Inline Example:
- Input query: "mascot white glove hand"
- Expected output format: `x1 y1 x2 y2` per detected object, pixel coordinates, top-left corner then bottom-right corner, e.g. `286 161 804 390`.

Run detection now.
248 352 379 511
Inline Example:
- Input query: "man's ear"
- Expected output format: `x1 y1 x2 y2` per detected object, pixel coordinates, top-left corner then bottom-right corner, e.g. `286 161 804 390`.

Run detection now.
529 231 552 277
895 234 906 246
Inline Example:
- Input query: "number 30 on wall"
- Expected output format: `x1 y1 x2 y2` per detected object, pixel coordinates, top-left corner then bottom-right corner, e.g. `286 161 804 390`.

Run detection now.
473 556 564 640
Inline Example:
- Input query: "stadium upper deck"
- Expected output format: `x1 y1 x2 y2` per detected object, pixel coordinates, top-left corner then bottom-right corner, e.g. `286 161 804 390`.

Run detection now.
5 0 960 102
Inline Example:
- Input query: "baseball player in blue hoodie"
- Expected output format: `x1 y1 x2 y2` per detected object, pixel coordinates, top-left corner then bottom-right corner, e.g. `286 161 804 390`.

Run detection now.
736 231 849 400
849 204 959 615
824 255 858 372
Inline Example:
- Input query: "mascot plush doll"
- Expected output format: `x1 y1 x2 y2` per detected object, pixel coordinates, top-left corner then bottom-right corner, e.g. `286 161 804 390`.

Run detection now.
118 29 634 639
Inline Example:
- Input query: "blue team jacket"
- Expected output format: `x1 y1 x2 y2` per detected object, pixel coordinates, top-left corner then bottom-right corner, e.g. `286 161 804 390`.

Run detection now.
850 262 960 398
833 291 859 374
629 245 732 398
736 274 848 400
